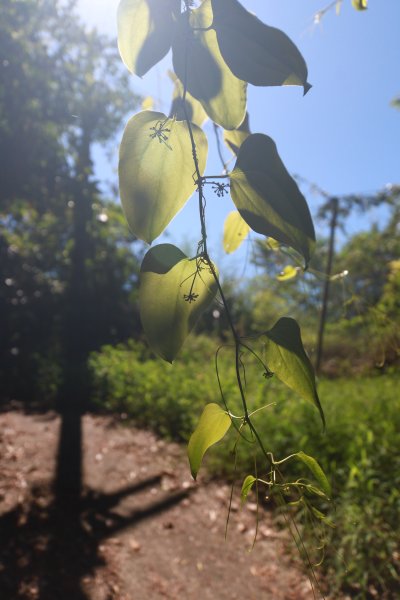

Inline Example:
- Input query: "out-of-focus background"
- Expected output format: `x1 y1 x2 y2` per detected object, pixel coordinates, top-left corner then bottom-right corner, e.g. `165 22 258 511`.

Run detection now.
0 1 399 599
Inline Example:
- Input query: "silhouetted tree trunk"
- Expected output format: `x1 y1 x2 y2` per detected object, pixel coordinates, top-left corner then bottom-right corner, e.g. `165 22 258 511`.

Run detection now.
55 119 94 502
315 197 339 374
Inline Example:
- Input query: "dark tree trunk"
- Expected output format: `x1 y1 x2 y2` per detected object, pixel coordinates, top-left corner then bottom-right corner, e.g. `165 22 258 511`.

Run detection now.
55 121 94 502
315 197 339 374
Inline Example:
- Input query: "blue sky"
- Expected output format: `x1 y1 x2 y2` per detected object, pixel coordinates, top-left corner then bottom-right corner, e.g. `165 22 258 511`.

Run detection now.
77 0 400 273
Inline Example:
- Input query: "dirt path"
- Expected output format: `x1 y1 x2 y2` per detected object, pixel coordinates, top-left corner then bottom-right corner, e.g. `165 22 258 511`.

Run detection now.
0 411 315 599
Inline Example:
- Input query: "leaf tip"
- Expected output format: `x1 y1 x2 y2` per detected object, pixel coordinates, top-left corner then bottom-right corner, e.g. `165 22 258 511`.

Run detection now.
303 82 312 96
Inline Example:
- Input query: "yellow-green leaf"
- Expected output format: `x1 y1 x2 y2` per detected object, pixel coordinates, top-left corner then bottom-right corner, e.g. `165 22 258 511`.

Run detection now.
223 210 250 254
118 0 179 76
352 0 367 10
241 475 256 504
276 265 299 281
230 134 315 267
211 0 311 94
169 72 208 127
140 244 218 362
141 96 154 110
119 111 207 243
188 403 231 479
223 112 251 155
261 317 325 427
172 0 247 130
294 452 331 498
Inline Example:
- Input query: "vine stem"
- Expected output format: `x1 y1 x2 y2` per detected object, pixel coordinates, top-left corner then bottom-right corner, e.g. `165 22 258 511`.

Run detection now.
181 0 272 469
213 122 228 174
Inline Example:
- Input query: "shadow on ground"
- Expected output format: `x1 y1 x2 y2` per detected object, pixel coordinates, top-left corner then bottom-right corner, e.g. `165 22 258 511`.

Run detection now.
0 474 190 599
0 405 189 599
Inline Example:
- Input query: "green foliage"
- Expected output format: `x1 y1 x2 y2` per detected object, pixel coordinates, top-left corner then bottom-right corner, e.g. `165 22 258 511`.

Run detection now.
259 318 324 426
117 0 179 76
115 0 328 590
293 451 331 498
172 0 247 130
116 0 320 426
222 210 250 254
119 111 208 243
230 134 315 266
90 336 222 439
209 375 400 598
188 403 231 479
211 0 311 92
240 475 256 504
169 70 208 127
139 245 218 362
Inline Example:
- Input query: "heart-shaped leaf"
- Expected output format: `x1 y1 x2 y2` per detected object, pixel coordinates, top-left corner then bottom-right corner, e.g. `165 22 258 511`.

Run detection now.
211 0 311 93
261 317 325 427
118 0 179 76
172 0 247 130
223 210 250 254
230 133 315 266
188 403 231 479
119 111 207 243
140 244 218 362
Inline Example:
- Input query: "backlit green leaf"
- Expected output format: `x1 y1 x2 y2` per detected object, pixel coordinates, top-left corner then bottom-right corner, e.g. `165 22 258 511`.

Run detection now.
211 0 311 93
230 134 315 266
352 0 367 10
168 71 208 127
188 403 231 479
294 451 331 498
172 0 247 129
241 475 256 504
223 210 250 254
119 111 207 243
118 0 179 76
261 317 325 427
139 244 218 362
276 265 299 281
223 112 251 156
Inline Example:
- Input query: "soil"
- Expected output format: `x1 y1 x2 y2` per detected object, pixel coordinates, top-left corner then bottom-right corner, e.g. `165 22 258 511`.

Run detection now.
0 411 317 599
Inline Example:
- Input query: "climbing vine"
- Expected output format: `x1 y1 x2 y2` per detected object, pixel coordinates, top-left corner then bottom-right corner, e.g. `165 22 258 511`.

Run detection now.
116 0 340 588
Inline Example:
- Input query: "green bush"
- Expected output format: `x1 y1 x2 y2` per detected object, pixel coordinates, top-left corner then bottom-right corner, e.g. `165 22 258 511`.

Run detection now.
89 336 239 440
